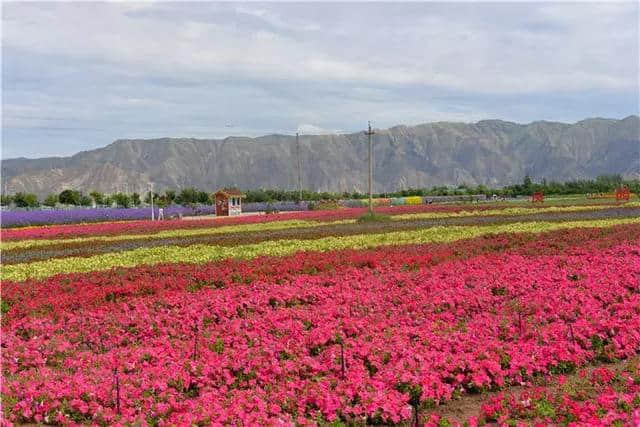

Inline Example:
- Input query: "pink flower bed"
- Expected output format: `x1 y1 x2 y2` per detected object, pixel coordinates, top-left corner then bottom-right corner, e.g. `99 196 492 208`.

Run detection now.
3 240 639 424
473 361 640 426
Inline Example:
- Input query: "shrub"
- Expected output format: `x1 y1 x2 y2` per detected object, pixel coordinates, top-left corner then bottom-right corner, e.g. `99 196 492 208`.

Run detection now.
13 192 39 208
43 194 59 207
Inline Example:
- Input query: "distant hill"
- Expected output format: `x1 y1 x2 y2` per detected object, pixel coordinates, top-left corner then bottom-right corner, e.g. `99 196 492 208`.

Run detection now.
2 116 639 197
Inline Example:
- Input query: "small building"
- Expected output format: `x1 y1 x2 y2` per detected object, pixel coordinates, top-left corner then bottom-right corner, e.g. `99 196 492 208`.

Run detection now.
214 188 246 216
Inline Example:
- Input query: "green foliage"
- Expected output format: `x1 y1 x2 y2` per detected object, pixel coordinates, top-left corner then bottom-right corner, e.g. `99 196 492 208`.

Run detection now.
156 196 169 208
58 189 82 205
212 338 225 354
79 195 93 207
144 191 160 204
1 298 12 315
43 194 59 207
164 190 176 203
111 193 131 208
0 194 13 206
57 189 91 206
534 398 556 418
356 212 391 223
197 191 211 204
395 382 423 406
500 174 633 197
3 174 637 212
13 192 39 208
89 191 105 205
244 188 336 203
176 188 201 205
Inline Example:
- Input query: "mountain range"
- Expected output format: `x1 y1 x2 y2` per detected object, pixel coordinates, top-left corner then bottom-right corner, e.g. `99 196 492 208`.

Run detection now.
2 116 639 197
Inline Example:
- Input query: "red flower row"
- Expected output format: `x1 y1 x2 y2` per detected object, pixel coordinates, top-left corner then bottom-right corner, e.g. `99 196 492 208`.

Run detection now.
2 232 639 424
4 224 638 320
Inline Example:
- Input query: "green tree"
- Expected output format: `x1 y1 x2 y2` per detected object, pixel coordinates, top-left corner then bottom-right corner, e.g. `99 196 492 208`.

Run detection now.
165 190 176 204
176 188 199 205
43 194 59 207
13 192 39 208
0 194 13 206
111 193 131 208
131 192 142 206
59 189 81 205
144 191 160 204
155 196 169 208
89 191 105 205
197 191 211 204
79 195 93 206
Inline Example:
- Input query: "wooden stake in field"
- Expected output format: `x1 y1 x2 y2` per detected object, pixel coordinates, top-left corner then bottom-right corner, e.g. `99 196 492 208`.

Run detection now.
340 341 346 379
113 367 121 415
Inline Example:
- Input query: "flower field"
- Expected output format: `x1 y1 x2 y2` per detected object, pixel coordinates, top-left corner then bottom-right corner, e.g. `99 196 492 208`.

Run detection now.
0 206 214 228
2 201 640 425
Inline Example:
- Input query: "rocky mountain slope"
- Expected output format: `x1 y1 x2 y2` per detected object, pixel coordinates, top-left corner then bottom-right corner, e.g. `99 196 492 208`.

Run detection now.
2 116 638 197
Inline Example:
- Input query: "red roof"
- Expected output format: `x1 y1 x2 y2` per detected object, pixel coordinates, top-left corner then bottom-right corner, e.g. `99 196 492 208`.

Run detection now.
215 188 246 197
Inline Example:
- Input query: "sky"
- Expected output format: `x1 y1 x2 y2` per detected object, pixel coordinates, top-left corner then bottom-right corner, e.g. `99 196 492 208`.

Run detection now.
2 1 639 159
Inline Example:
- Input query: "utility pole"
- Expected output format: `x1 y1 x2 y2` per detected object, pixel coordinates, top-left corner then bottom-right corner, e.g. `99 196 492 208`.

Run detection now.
150 184 155 221
365 121 375 214
296 132 302 203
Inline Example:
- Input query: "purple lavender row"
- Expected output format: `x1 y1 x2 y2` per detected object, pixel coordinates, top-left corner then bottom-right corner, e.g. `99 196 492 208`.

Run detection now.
0 206 214 228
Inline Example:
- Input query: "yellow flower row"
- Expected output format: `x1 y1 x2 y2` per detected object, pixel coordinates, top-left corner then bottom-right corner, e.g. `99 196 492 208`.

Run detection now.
3 202 636 251
3 217 638 282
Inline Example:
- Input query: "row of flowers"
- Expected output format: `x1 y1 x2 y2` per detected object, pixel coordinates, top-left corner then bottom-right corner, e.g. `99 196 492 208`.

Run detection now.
3 217 638 282
3 238 639 424
5 207 640 267
4 223 639 326
0 205 214 228
2 201 625 242
5 202 637 251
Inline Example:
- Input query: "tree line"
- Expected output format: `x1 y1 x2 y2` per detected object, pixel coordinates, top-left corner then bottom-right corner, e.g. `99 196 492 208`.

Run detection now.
1 188 212 209
245 174 639 201
2 175 637 208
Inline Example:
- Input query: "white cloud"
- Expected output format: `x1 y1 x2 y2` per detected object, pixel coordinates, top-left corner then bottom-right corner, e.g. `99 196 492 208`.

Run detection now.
296 124 338 135
3 2 637 94
2 2 638 158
